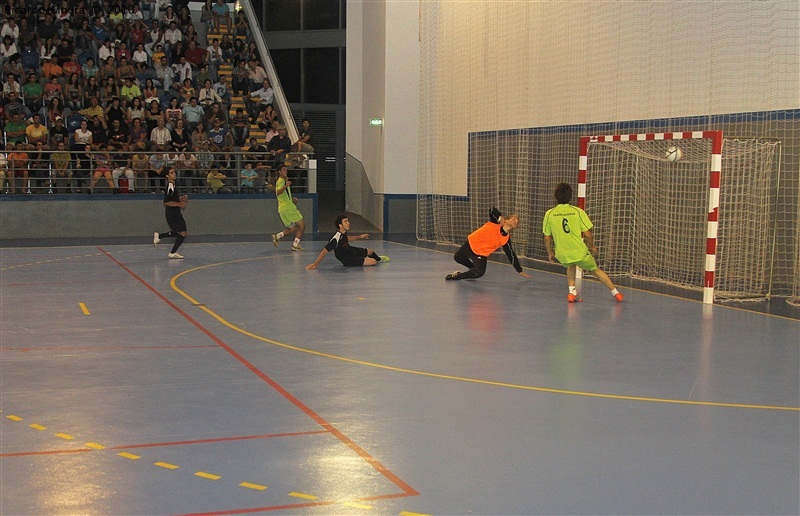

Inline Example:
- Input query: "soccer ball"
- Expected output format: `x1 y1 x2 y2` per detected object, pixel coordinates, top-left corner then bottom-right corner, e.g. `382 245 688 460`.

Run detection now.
666 145 683 162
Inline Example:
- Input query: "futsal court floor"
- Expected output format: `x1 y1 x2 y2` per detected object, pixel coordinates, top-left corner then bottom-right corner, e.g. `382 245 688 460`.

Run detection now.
1 237 798 515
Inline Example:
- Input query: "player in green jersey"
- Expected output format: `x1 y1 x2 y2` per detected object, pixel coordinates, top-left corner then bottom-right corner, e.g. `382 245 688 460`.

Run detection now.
270 164 306 251
543 182 623 303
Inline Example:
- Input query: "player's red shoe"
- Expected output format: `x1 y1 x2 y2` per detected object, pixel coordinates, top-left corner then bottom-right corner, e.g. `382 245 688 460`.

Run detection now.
614 292 624 302
567 293 582 303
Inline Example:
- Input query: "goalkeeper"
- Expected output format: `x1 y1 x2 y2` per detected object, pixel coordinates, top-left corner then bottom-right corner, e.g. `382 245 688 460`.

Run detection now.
543 182 623 302
445 207 531 281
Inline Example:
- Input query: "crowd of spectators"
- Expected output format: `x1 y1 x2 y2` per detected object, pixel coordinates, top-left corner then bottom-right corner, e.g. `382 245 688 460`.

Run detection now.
0 0 313 195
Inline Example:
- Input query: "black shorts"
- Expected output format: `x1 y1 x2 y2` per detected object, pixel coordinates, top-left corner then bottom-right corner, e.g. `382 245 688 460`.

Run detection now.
166 209 187 233
337 246 368 267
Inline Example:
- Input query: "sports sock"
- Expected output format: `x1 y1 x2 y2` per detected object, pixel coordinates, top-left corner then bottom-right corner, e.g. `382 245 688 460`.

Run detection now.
569 286 578 295
276 231 285 239
368 251 381 261
293 237 301 246
159 231 177 239
171 235 185 253
610 288 620 296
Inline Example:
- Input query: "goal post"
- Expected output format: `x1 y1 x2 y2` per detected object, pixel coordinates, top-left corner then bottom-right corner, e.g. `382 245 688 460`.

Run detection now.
579 130 787 304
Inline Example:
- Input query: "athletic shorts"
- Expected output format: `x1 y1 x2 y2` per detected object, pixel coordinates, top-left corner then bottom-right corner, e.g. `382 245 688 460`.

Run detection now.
278 205 303 228
166 210 187 233
562 252 598 272
337 246 368 267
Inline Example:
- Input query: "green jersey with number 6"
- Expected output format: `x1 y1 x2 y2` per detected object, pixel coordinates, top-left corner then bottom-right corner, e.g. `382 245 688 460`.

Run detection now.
542 203 593 264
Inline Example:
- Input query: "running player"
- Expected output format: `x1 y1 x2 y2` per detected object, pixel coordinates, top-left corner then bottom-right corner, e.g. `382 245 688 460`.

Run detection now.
270 164 305 251
306 214 389 270
445 207 531 281
153 167 188 259
543 182 623 302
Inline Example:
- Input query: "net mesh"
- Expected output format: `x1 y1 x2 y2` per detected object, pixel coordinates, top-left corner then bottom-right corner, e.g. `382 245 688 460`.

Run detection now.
585 138 780 300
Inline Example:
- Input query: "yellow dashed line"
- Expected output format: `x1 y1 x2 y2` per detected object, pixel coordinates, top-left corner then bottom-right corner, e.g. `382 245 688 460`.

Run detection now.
117 452 141 460
239 481 267 491
28 423 47 430
289 492 318 500
154 461 180 470
6 414 23 421
400 512 431 516
55 433 74 440
79 303 90 315
85 442 105 450
343 501 372 510
195 471 221 480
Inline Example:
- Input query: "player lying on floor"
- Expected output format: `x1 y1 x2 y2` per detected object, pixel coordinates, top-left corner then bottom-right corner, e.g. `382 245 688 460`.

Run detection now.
306 214 389 270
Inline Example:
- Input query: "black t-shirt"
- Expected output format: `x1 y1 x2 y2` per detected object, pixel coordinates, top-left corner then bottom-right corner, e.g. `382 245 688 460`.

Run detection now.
106 105 125 125
49 125 69 144
164 181 181 214
89 122 108 144
268 134 290 154
299 127 314 147
108 125 129 144
325 231 357 261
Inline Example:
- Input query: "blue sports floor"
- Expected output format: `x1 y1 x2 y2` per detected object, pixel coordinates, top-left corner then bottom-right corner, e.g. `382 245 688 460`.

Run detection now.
1 239 798 515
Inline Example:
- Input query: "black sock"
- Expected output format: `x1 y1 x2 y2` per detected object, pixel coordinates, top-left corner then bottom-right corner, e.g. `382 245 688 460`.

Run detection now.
368 252 381 261
171 235 185 253
159 231 177 239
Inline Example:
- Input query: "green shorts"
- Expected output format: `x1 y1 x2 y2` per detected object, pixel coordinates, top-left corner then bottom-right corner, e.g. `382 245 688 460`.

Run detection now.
562 252 598 272
279 205 304 227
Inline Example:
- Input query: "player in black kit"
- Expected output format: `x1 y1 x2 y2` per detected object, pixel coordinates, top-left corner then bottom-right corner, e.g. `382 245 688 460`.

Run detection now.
152 168 189 259
306 214 389 270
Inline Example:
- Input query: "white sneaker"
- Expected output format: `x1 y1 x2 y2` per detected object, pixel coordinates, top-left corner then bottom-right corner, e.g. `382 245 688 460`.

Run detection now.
291 244 304 251
153 232 160 246
271 234 279 247
168 252 184 259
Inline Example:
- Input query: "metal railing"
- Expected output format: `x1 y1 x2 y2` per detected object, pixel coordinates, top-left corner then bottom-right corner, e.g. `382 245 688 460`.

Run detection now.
0 149 315 195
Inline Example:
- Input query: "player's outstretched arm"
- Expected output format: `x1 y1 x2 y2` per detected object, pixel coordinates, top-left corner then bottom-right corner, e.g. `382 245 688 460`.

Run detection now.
349 233 369 241
306 248 329 270
502 242 531 278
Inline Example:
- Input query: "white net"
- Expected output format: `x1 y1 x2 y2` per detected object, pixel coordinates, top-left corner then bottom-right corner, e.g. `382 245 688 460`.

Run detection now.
585 137 781 301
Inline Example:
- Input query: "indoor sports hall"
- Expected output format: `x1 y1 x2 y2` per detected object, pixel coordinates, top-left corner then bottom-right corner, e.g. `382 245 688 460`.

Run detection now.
1 1 799 515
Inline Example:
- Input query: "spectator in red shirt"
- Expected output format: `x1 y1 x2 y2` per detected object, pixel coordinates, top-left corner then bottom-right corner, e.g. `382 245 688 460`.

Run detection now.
184 41 206 69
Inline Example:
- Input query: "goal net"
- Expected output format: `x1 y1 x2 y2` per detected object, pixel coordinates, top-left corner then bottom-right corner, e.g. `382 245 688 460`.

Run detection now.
582 132 782 303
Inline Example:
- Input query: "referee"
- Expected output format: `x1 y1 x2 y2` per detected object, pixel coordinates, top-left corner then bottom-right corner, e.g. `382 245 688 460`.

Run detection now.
153 168 189 259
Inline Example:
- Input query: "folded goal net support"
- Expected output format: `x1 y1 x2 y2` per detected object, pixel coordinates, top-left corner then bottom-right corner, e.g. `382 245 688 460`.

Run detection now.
579 131 782 304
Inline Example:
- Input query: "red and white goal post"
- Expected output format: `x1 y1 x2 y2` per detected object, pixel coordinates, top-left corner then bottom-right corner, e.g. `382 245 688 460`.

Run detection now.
578 131 724 304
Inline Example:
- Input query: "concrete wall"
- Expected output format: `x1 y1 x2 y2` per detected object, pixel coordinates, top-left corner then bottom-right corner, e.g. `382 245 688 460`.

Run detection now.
0 195 317 240
345 0 420 231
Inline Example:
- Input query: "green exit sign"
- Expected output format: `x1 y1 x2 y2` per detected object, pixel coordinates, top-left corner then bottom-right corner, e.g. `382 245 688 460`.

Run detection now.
370 118 383 126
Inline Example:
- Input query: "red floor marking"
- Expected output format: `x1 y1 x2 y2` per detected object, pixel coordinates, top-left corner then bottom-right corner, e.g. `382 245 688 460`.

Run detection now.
111 430 329 450
0 448 93 458
100 248 419 499
180 500 336 516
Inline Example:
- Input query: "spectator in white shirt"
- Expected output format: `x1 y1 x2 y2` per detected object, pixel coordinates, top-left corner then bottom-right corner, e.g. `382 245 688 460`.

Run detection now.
133 43 149 65
172 56 192 84
1 19 19 45
98 39 114 62
150 117 172 152
164 21 181 49
246 79 274 124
